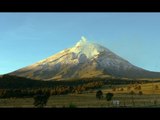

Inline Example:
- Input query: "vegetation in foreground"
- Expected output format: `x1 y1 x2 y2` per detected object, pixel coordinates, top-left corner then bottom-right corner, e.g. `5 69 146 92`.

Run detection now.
1 92 160 108
0 75 160 107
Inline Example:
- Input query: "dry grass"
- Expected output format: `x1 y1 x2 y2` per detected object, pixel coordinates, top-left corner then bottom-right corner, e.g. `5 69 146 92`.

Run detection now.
0 82 160 108
102 82 160 94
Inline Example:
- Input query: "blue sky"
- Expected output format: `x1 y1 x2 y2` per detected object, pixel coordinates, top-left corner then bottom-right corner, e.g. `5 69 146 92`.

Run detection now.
1 13 160 74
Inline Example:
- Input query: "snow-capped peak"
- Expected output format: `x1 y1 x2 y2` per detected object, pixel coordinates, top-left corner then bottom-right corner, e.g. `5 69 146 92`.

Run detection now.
70 36 106 59
10 36 160 81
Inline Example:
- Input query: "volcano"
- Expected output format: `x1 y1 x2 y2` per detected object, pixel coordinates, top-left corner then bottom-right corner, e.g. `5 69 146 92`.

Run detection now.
9 36 160 80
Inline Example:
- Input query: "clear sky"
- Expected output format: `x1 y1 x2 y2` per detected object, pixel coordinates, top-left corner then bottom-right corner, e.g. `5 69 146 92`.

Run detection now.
1 12 160 74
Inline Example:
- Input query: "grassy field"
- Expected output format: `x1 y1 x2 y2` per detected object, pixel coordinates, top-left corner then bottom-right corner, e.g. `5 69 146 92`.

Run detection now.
102 82 160 94
0 82 160 108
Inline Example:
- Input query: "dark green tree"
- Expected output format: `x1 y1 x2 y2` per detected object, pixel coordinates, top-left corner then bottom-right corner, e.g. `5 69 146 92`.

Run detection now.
96 90 103 100
106 92 114 101
33 90 50 108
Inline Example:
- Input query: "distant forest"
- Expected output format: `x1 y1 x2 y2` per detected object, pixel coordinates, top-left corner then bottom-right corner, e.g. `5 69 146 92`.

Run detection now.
0 75 150 98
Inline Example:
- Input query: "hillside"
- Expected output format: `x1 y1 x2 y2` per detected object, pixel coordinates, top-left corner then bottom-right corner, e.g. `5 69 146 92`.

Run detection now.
9 37 160 80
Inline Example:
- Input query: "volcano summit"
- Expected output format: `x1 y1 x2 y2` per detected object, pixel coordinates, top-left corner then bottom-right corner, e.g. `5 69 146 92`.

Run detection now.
9 37 160 80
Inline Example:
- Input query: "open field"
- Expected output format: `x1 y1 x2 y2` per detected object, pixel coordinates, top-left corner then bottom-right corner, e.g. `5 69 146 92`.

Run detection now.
0 82 160 108
0 93 160 108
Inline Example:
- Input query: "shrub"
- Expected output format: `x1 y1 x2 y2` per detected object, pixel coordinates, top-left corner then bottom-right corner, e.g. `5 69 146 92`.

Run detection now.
130 91 135 95
155 85 159 90
106 92 114 101
96 90 103 100
69 103 77 108
120 88 124 91
33 90 50 108
112 88 116 91
138 91 143 95
134 85 141 90
127 86 131 91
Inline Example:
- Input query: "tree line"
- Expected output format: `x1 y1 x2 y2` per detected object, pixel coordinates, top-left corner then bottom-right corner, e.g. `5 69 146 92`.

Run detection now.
0 75 150 99
0 81 104 98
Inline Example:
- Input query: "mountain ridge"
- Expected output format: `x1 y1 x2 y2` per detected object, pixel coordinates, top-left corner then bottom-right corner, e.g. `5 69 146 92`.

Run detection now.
9 36 160 81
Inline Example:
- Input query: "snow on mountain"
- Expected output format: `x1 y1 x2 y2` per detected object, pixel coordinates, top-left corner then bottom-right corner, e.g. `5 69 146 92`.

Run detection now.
9 36 160 80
